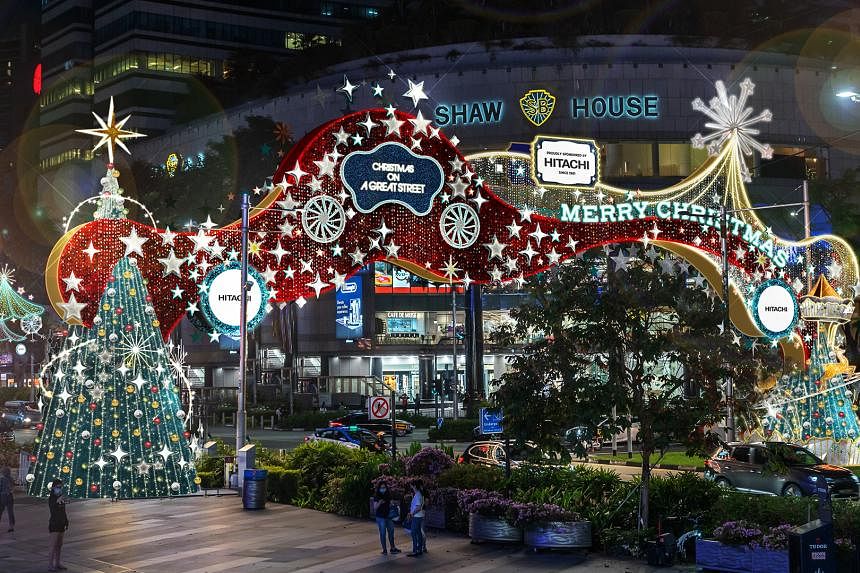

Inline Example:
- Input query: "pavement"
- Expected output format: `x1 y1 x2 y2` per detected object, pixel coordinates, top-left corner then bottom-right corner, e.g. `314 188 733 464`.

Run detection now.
0 493 697 573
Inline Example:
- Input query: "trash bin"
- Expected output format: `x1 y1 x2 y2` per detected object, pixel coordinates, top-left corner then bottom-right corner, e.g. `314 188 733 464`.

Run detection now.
242 468 267 510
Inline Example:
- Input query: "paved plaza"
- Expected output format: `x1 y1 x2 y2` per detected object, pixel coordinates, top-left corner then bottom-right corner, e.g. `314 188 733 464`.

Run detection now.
0 493 696 573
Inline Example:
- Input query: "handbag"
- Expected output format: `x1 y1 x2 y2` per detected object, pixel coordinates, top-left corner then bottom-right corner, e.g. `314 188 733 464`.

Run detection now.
402 516 412 532
388 503 400 522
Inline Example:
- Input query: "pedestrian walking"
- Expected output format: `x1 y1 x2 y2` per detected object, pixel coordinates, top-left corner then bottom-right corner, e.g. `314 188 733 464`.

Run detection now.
0 466 14 532
406 480 425 557
372 483 400 555
48 479 69 572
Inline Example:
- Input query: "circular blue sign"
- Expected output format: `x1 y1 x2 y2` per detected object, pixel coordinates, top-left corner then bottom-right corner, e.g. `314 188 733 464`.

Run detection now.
199 262 270 337
751 279 799 339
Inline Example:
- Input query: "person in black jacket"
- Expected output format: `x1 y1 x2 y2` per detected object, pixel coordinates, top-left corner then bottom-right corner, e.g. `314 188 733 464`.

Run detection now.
372 484 400 555
48 479 69 572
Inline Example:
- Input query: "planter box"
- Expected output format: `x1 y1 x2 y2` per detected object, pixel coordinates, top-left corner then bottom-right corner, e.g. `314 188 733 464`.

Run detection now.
696 539 788 573
425 505 446 529
468 513 522 543
524 521 592 549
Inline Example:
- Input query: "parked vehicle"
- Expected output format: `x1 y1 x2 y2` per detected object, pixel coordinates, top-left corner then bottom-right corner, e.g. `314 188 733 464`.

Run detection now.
457 440 546 468
328 411 413 436
305 426 389 451
704 441 860 499
0 407 35 429
0 419 14 443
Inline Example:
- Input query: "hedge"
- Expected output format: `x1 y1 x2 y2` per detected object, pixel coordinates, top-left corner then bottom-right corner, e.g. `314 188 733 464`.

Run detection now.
428 418 477 441
261 467 300 504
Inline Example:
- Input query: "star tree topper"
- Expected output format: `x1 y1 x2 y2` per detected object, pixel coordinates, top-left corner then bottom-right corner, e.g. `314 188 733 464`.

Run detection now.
76 96 146 164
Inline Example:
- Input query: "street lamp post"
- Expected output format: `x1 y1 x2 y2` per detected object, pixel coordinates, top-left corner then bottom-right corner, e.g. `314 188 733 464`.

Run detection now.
719 199 808 443
237 193 250 455
450 279 459 420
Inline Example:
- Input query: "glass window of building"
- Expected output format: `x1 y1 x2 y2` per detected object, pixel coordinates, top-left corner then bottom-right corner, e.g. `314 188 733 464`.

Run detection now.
604 143 654 177
657 143 708 177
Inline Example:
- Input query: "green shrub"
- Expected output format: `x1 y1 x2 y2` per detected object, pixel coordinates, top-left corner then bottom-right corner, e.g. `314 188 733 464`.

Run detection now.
261 467 300 504
833 500 860 540
196 471 222 488
428 418 476 441
703 492 816 533
320 457 383 517
406 441 423 456
285 441 386 512
436 464 505 492
648 472 722 526
277 410 348 429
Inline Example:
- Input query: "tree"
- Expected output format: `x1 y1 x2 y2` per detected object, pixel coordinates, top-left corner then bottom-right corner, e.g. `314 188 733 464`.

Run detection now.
492 248 781 528
26 256 199 498
127 116 289 229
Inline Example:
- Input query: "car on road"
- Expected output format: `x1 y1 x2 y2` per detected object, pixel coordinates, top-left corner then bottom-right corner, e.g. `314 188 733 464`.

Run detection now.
305 427 389 451
328 412 414 436
457 440 546 468
1 407 38 429
0 419 14 443
704 441 860 499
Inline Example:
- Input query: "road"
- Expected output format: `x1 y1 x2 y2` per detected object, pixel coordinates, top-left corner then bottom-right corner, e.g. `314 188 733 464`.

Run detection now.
206 425 681 479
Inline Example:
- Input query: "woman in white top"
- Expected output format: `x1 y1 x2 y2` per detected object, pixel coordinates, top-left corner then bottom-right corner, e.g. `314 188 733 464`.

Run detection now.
406 480 425 557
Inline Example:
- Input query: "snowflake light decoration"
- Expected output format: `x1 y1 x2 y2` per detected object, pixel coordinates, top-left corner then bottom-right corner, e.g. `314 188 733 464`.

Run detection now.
691 78 773 182
116 329 158 370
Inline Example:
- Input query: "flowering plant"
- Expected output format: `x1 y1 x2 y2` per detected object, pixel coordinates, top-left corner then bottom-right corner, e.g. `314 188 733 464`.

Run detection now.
405 447 454 477
457 489 514 519
510 502 580 527
759 524 793 551
370 475 410 499
712 520 763 547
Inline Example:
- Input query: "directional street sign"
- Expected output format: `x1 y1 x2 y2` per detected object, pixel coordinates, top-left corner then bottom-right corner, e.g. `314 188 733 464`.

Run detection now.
368 396 391 420
479 408 503 435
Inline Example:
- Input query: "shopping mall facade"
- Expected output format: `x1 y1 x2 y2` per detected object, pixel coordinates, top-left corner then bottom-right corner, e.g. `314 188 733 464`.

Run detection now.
124 35 859 405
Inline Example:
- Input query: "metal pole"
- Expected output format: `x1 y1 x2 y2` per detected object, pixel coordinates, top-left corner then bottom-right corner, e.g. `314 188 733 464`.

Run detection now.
390 388 396 460
451 281 459 420
802 180 811 291
720 206 735 443
611 404 618 457
237 193 250 454
28 353 34 403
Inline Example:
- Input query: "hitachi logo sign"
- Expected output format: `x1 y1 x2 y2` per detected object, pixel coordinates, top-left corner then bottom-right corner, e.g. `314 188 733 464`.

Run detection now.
544 157 590 170
217 294 253 302
764 306 788 312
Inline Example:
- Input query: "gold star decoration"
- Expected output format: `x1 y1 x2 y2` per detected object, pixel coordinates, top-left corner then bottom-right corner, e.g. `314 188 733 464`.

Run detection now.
75 96 146 164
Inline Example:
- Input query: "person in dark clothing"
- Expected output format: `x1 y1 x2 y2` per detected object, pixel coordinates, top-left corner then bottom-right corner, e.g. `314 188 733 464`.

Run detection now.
0 466 14 532
48 479 69 571
372 484 400 555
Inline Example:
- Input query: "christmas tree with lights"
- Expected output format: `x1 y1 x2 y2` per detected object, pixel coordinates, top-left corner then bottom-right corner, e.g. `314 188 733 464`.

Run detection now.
761 275 860 464
26 256 199 498
0 266 44 341
26 98 198 498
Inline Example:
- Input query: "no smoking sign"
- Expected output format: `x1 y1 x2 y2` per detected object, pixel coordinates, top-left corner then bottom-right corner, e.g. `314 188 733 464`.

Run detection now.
368 396 391 420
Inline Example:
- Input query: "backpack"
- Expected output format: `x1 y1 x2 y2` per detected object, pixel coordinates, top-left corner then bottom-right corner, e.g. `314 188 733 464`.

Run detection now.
388 502 400 522
0 476 11 495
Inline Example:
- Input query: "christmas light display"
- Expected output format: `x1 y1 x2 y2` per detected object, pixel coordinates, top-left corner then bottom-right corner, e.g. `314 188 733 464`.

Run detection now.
26 256 199 498
46 79 857 365
759 274 860 464
0 266 44 342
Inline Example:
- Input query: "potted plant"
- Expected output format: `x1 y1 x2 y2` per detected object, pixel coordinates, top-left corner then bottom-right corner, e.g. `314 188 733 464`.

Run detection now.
514 503 591 549
836 538 860 573
458 489 522 543
696 521 790 573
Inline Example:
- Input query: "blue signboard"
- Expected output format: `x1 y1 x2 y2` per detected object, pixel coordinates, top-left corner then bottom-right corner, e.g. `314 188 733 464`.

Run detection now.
479 408 503 435
335 275 363 339
340 142 444 215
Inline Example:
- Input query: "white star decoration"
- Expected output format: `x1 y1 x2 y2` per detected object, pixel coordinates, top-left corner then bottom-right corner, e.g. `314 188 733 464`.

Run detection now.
119 227 148 257
403 79 428 107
